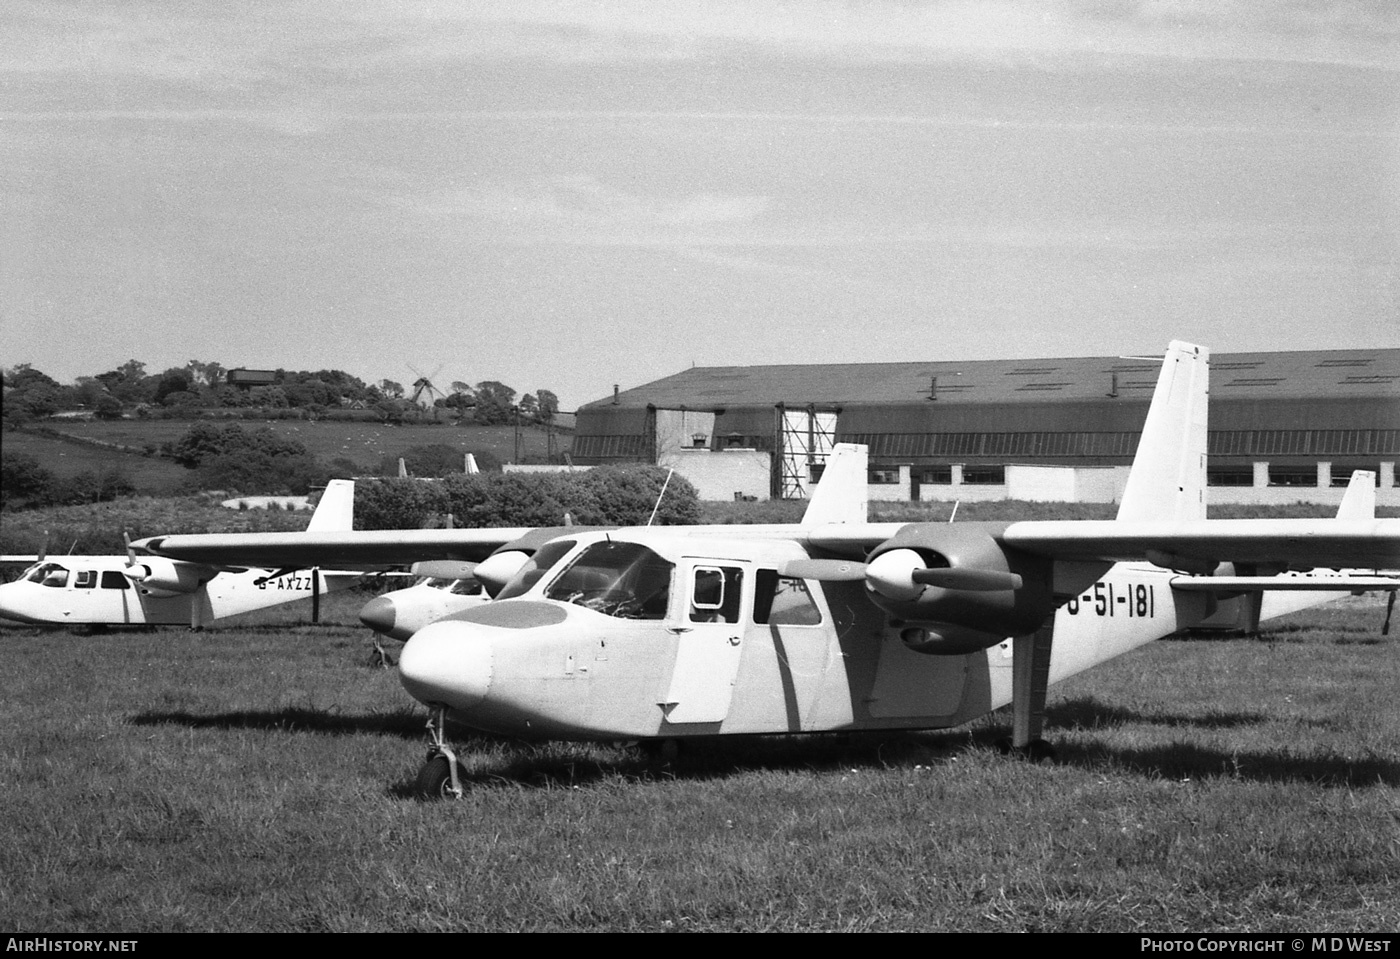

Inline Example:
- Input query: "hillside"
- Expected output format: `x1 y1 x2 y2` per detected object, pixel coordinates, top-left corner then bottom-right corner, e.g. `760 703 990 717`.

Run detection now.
6 417 570 498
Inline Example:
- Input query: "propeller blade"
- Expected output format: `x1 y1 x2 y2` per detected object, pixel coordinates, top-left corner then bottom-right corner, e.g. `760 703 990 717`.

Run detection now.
38 531 48 563
911 567 1023 592
411 560 480 582
778 559 869 581
123 531 137 567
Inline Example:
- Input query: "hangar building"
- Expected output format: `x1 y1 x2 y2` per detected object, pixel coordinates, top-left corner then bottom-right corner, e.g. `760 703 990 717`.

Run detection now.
572 348 1399 507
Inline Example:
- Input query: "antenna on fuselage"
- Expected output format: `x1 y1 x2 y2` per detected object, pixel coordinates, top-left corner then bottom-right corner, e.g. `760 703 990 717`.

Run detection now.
646 469 675 527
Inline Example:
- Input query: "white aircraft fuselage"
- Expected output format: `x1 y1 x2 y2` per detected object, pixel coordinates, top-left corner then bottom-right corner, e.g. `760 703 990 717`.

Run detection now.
0 555 361 627
398 528 1218 741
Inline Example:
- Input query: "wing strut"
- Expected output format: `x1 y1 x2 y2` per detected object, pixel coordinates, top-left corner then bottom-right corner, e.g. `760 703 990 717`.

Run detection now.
1008 620 1056 759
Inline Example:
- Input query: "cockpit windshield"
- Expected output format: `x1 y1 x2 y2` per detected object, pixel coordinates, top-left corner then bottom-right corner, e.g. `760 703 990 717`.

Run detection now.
543 541 673 620
24 563 70 588
495 540 577 600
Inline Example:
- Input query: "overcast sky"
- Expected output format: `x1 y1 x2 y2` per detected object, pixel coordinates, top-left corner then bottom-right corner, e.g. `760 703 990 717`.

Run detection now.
3 1 1396 409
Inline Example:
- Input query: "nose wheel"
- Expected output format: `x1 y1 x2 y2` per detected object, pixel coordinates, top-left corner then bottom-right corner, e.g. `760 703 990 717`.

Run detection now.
415 705 463 800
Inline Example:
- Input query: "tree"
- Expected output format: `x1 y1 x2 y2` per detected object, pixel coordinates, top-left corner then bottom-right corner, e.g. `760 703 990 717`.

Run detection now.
473 380 517 425
0 451 54 510
153 368 194 405
535 389 560 423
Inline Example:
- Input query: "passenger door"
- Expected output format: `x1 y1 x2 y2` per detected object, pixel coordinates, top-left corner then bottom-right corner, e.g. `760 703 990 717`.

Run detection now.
661 562 748 724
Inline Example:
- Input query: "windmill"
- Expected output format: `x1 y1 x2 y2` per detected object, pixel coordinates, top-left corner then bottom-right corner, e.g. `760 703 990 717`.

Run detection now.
407 364 447 410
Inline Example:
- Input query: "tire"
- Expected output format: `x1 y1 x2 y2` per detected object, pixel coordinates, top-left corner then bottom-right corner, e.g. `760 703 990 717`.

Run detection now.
414 755 455 800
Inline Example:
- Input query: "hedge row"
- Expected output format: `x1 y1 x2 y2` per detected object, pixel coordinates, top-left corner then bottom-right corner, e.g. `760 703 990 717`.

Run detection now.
354 467 701 530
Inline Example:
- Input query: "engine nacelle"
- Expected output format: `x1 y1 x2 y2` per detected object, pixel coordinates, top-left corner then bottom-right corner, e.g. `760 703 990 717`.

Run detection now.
865 524 1054 654
124 558 208 597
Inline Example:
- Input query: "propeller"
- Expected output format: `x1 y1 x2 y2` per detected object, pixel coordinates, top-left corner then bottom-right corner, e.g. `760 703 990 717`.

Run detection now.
121 531 147 583
779 550 1022 596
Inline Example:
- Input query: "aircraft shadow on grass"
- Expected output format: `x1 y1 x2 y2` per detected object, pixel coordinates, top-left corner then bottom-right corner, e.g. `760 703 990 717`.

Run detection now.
128 706 427 739
128 697 1399 796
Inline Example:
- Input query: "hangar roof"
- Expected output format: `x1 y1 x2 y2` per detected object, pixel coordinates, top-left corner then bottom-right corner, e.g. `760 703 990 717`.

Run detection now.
583 348 1400 410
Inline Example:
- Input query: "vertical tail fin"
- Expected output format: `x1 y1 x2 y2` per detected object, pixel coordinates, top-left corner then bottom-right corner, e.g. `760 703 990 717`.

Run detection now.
307 480 355 532
1115 341 1209 523
1335 470 1376 521
800 443 869 527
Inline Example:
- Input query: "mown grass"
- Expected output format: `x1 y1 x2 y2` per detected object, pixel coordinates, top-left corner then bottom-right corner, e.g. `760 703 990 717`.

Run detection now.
2 594 1397 932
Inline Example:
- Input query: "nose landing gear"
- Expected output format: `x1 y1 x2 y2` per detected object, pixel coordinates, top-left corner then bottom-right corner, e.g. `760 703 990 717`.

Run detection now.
415 705 463 800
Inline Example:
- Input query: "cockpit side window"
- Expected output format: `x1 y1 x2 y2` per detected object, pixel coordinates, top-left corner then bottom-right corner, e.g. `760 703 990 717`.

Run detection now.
100 571 131 590
544 541 673 620
74 570 97 589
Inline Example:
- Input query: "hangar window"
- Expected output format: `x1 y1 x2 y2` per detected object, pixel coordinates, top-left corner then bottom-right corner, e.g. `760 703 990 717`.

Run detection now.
920 467 953 485
1330 467 1381 488
961 466 1005 485
1268 467 1317 488
868 468 900 485
1207 467 1254 487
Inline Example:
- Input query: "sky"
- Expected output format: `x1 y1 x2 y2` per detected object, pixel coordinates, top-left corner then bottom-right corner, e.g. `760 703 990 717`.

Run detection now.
2 1 1397 411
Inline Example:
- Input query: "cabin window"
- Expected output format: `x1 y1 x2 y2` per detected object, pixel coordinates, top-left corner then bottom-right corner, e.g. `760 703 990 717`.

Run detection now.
752 570 823 626
496 540 578 600
74 570 97 589
544 541 673 620
100 571 130 590
690 566 743 623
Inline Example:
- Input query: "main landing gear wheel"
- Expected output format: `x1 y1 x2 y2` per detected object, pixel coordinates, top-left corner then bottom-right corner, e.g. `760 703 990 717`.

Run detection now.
415 755 456 800
639 738 680 764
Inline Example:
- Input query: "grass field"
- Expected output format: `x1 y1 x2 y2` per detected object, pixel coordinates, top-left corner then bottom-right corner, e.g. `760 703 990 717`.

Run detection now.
2 592 1396 932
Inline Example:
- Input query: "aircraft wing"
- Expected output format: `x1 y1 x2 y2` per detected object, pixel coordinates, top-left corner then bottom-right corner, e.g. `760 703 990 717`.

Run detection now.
132 528 534 569
1001 518 1400 571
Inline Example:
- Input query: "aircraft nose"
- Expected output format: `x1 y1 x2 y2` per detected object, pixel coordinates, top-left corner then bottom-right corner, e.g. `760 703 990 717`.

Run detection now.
0 583 40 625
398 621 493 712
358 596 397 634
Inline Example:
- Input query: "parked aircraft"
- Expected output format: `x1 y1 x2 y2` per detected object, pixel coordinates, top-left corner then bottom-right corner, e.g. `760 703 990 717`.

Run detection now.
134 343 1400 797
358 561 488 643
0 481 366 628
